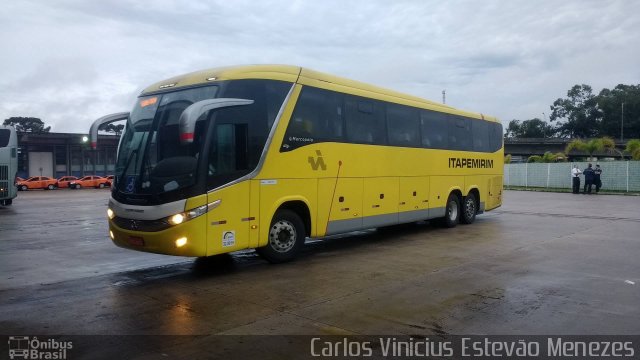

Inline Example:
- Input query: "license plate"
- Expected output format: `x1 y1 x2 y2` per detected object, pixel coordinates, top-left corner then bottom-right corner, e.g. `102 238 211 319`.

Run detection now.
127 236 145 246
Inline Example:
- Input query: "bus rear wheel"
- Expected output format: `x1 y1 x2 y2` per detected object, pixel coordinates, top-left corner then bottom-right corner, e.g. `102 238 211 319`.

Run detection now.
460 193 477 224
257 209 305 263
441 192 460 228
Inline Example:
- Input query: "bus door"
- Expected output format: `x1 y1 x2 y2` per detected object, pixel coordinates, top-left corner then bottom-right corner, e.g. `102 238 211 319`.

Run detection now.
205 123 251 255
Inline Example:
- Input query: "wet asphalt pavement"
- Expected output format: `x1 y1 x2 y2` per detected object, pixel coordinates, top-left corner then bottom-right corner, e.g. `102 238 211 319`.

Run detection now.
0 189 639 356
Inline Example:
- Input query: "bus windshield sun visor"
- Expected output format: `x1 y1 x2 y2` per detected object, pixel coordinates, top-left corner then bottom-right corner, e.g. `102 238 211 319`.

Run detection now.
178 98 254 144
89 112 130 149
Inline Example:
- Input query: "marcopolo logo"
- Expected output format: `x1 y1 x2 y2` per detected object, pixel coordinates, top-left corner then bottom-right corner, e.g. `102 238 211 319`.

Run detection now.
8 336 73 359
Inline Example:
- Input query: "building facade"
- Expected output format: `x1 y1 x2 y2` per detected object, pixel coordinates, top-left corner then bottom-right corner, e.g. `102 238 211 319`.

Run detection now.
17 132 119 179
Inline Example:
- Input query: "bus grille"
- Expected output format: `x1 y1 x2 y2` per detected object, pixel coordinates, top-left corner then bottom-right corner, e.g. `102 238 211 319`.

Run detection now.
112 216 172 232
0 165 8 198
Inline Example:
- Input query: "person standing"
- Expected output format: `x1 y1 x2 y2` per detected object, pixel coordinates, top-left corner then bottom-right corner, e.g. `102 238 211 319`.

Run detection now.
571 165 582 194
594 164 603 193
583 163 595 194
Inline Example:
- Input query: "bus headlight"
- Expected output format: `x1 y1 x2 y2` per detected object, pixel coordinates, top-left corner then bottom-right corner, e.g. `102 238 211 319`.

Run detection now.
167 202 214 226
168 213 184 225
107 208 115 220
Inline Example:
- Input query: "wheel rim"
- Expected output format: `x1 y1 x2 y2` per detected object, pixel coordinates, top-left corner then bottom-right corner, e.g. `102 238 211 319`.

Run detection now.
448 200 458 221
269 220 297 253
464 198 475 219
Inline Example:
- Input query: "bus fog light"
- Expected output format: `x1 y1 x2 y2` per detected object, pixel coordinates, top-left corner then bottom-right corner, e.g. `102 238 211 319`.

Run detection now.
109 230 114 240
175 237 187 247
169 213 184 225
107 208 114 219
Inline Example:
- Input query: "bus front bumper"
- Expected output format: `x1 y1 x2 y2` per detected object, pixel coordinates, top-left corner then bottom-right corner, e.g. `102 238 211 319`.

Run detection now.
109 216 207 257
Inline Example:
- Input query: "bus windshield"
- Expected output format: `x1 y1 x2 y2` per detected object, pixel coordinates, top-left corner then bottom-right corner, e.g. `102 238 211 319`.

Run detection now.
114 79 292 204
116 86 219 196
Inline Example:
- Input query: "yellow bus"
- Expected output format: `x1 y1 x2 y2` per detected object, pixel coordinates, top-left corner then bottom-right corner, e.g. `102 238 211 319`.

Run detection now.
91 65 503 263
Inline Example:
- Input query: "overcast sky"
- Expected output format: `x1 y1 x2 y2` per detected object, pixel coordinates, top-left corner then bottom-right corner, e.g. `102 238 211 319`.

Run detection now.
2 0 639 133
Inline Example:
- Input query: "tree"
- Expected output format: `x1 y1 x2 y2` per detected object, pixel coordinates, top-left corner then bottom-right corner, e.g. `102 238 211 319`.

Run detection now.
527 151 564 163
100 123 124 135
3 117 51 133
550 85 600 138
625 139 640 160
597 85 640 139
565 138 609 159
600 136 624 159
505 118 556 138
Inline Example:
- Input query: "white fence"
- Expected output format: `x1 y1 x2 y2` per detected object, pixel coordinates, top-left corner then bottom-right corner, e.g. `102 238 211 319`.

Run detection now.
504 161 640 192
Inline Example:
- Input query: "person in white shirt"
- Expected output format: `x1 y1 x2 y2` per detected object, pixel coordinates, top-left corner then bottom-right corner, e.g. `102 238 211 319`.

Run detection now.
571 165 582 194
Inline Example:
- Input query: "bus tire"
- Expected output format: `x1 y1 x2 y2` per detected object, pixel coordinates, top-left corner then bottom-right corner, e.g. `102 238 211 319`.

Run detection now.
257 209 305 263
441 192 460 228
460 193 477 225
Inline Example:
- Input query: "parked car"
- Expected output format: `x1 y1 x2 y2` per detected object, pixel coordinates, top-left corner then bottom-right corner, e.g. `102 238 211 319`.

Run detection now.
15 177 25 184
57 176 79 189
16 176 58 190
105 175 114 187
69 176 110 189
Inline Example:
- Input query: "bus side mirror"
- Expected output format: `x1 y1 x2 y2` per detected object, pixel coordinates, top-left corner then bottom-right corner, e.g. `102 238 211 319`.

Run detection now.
178 98 254 144
89 112 129 149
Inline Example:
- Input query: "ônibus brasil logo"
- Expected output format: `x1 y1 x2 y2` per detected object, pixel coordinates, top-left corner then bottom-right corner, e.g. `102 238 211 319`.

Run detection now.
8 336 73 359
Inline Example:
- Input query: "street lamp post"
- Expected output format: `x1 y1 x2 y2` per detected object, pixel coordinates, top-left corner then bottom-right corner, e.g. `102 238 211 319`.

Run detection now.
621 102 624 141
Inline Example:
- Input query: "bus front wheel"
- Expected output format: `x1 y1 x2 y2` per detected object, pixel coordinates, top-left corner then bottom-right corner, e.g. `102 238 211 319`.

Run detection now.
441 193 460 228
257 209 305 263
460 193 477 225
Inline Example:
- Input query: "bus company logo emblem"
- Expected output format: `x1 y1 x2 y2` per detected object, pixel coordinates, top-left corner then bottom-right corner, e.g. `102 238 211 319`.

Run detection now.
308 150 327 171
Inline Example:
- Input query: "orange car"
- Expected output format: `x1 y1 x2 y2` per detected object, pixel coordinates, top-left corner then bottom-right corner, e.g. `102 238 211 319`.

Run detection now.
16 176 58 191
105 175 114 187
57 176 79 189
69 176 110 189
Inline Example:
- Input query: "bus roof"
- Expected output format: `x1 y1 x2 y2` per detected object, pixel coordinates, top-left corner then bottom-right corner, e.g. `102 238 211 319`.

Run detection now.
141 64 497 122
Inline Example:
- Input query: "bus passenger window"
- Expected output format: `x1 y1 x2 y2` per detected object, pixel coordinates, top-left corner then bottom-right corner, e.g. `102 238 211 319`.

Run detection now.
449 116 472 151
488 122 504 152
472 120 490 152
387 104 420 147
345 96 385 145
420 110 448 149
281 86 344 151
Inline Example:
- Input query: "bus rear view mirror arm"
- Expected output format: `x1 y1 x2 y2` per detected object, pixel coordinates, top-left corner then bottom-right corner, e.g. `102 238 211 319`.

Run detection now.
89 112 130 149
178 98 254 144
